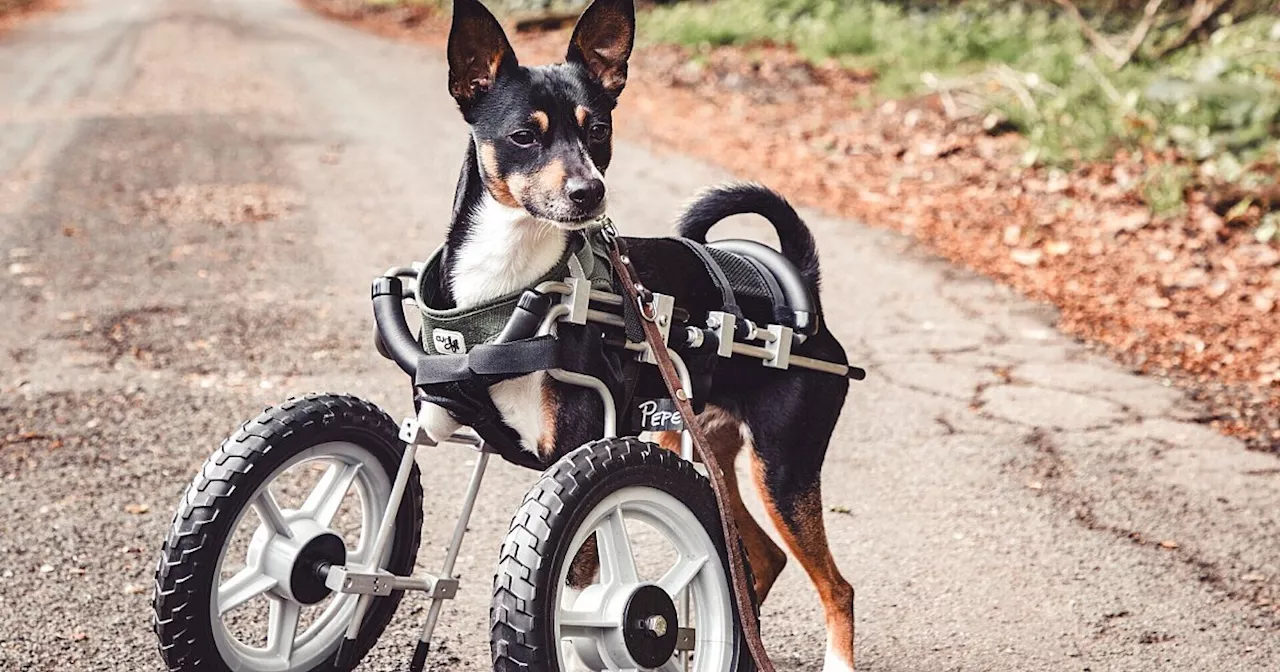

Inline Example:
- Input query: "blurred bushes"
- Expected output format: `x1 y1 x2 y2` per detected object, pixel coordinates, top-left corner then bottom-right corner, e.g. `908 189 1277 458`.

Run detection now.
643 0 1279 211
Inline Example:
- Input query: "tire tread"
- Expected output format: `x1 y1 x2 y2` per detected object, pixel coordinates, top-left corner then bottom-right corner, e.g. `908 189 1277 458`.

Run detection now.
152 393 422 672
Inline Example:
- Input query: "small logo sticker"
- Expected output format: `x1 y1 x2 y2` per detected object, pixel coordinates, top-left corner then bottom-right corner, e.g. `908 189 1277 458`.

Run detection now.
431 329 467 355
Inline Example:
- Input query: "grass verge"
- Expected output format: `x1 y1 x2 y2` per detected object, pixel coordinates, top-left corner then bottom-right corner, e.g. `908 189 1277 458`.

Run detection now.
643 0 1279 211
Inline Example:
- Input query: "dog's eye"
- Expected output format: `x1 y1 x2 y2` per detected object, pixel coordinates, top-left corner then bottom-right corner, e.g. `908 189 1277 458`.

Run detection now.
509 130 538 148
588 123 610 144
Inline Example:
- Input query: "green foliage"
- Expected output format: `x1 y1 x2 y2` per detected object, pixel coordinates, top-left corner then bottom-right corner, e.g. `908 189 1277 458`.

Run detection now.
643 1 1280 186
1140 162 1194 216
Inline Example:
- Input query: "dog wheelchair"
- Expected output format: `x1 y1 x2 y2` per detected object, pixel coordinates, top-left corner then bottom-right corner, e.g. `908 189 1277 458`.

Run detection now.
152 220 865 672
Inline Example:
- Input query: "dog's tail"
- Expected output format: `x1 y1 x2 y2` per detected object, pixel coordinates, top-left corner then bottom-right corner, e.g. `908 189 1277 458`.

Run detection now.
675 183 820 292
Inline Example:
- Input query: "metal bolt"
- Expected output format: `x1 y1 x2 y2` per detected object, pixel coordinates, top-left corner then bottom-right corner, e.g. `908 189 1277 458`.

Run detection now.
706 316 720 329
641 615 668 638
675 388 687 401
619 255 630 265
656 314 668 327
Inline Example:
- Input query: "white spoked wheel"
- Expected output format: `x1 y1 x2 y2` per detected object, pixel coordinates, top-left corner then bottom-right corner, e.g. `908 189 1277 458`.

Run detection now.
491 437 754 672
154 395 423 672
210 442 391 671
557 486 736 672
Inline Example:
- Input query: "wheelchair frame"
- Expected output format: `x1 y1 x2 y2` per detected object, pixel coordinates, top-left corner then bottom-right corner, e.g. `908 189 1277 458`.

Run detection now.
330 260 864 664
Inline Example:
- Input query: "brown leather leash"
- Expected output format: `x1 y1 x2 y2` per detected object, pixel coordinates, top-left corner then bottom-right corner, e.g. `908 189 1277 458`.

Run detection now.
603 225 776 672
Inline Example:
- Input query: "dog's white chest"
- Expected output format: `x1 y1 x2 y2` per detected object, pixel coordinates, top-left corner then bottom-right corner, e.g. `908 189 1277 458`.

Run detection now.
418 194 566 454
449 195 568 308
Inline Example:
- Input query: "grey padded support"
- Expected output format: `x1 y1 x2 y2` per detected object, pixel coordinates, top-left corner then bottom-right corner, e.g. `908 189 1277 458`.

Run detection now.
707 239 818 336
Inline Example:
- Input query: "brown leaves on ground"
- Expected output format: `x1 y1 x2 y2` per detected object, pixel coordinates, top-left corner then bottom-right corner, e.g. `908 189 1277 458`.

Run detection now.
0 0 58 36
299 0 447 43
303 3 1279 450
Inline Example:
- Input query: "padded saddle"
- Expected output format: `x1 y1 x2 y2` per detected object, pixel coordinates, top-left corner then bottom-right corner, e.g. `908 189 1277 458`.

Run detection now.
675 238 819 337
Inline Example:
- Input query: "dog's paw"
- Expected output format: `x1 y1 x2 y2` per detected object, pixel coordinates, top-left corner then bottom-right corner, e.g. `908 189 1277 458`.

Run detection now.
417 402 461 443
823 643 855 672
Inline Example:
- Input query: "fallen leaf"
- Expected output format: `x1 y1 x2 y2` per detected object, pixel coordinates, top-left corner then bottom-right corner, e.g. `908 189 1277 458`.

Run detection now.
1224 197 1253 223
1167 268 1207 289
1254 294 1276 314
1109 211 1150 235
71 632 88 642
828 505 852 515
1045 241 1072 256
123 583 147 595
125 503 150 515
1158 540 1178 549
39 564 54 573
1011 248 1043 266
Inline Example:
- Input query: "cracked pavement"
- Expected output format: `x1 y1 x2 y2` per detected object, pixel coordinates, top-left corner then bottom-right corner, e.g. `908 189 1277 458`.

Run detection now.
0 0 1277 670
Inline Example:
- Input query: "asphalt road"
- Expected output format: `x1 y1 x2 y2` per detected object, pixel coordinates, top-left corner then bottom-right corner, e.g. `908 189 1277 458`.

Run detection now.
1 0 1277 670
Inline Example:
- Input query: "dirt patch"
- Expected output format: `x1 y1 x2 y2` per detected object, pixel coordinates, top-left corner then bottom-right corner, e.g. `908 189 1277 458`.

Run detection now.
300 2 1278 450
68 302 362 379
0 388 278 668
138 183 304 225
0 0 57 35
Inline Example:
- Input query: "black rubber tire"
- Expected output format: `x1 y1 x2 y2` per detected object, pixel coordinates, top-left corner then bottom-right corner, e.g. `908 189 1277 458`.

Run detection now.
152 394 424 672
490 437 756 672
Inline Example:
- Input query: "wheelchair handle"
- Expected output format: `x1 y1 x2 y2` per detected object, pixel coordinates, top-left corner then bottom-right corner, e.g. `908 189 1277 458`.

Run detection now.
371 276 423 376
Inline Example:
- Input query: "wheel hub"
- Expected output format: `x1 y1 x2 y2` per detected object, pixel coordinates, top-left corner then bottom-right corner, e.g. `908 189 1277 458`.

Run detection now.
258 518 347 605
622 584 679 668
291 532 346 604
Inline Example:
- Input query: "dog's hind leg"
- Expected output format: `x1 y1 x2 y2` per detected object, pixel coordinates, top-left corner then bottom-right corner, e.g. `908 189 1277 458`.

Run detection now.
656 407 789 603
743 383 855 672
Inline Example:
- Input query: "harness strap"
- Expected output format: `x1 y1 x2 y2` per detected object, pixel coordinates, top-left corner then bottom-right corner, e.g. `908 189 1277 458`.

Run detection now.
604 228 777 672
414 336 562 386
673 237 742 320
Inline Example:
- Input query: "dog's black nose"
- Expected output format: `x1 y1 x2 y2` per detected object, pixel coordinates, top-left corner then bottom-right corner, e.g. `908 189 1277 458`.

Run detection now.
565 177 605 210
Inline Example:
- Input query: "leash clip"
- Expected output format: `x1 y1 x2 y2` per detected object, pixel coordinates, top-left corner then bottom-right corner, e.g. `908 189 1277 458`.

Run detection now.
598 215 618 242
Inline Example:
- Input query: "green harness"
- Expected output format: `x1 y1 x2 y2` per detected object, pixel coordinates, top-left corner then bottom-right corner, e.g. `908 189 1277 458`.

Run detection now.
416 226 615 355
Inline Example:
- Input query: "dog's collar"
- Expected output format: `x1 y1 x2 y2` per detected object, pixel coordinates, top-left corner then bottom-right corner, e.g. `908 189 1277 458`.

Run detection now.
416 225 614 355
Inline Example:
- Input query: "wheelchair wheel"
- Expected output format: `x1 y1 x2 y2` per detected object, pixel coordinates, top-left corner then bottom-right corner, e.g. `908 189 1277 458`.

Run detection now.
491 437 755 672
152 394 423 671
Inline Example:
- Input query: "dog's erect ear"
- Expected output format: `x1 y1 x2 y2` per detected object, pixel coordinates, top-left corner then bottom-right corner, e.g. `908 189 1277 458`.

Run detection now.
566 0 635 98
448 0 518 109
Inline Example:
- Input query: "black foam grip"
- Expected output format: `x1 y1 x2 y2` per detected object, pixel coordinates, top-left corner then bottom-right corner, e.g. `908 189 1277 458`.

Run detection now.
495 290 552 343
371 276 424 376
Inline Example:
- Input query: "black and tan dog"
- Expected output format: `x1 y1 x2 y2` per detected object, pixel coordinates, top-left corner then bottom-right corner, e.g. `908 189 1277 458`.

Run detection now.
423 0 856 668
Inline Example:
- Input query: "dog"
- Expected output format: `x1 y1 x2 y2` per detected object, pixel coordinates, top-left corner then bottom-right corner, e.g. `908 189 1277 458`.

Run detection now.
424 0 856 669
